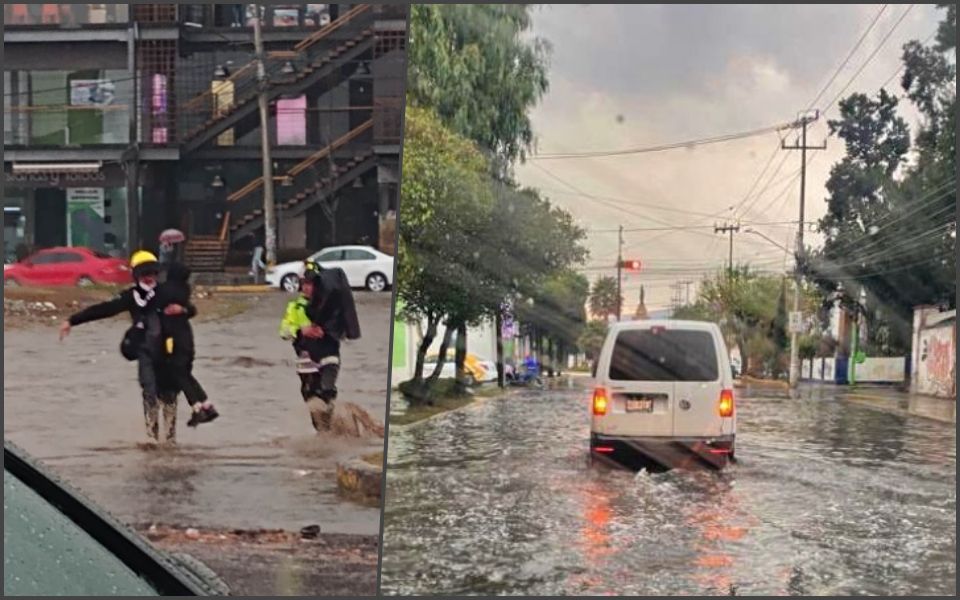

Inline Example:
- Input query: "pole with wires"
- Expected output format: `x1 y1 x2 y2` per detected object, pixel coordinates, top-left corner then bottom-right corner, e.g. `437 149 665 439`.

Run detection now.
616 225 624 321
252 5 277 266
782 110 826 389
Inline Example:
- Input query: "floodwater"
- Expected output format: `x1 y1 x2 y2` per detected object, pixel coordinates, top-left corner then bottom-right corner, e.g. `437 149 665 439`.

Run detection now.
4 292 391 536
380 381 956 595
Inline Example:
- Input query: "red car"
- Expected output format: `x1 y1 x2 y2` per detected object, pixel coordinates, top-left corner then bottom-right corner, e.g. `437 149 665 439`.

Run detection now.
4 247 131 287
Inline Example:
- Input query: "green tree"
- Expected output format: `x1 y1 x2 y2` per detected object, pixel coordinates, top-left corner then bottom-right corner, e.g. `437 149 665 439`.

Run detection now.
805 5 956 352
577 320 609 363
406 4 550 163
397 107 498 400
589 276 621 321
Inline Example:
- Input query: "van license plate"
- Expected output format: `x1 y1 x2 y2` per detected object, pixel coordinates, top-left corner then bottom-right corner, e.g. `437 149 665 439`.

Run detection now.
626 399 653 412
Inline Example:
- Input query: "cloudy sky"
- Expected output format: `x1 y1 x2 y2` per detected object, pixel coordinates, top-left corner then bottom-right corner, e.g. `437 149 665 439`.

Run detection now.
514 3 944 312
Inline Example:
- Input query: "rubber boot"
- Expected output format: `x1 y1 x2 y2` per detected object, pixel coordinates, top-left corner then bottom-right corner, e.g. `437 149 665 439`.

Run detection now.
143 397 160 445
161 394 178 446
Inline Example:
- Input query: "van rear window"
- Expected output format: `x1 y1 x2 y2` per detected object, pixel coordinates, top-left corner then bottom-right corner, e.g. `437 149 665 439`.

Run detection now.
609 329 719 381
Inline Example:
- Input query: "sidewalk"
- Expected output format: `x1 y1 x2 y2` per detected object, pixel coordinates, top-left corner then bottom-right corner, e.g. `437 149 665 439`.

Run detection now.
839 385 956 424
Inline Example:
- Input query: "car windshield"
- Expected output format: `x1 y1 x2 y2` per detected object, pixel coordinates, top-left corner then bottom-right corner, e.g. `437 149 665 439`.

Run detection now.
609 329 719 382
3 470 159 596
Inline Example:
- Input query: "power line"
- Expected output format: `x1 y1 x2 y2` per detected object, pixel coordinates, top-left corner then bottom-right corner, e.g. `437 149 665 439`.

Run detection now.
806 4 890 111
821 4 917 113
529 121 798 160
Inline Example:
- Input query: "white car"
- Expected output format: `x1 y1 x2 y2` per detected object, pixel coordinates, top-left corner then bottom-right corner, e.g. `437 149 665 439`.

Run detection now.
590 319 736 470
266 245 394 293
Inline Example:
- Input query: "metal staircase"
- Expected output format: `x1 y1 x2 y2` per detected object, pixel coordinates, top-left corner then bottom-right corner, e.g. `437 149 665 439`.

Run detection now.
178 4 375 153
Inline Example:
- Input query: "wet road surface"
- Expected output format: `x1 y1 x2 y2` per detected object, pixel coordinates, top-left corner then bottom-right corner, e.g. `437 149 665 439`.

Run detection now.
380 380 956 596
4 291 391 536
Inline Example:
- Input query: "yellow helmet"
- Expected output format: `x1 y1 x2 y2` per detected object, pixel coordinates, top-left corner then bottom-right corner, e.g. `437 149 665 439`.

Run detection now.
130 250 159 269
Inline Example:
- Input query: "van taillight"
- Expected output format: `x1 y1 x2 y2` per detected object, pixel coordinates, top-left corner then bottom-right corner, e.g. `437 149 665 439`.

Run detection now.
718 389 734 418
592 387 609 416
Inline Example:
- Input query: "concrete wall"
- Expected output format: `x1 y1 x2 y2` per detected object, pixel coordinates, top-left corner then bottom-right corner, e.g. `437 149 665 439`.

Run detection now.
803 356 904 384
912 307 956 399
855 357 906 383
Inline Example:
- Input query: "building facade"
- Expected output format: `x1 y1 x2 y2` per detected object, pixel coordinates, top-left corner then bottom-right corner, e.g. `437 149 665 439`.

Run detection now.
3 3 406 269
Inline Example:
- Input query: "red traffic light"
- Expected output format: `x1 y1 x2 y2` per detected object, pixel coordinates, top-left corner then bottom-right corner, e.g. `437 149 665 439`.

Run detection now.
619 259 642 271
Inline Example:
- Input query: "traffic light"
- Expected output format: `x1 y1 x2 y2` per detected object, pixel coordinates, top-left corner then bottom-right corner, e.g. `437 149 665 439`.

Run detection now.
619 259 642 271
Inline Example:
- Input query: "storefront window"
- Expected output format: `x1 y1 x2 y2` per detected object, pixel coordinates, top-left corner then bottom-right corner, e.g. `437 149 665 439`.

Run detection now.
3 69 131 146
3 191 30 264
3 4 129 26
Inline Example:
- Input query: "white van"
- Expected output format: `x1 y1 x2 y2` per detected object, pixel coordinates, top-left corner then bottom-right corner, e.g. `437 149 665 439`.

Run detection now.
590 320 736 469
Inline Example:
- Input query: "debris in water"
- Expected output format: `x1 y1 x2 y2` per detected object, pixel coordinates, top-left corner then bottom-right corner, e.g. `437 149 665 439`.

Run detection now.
300 524 321 539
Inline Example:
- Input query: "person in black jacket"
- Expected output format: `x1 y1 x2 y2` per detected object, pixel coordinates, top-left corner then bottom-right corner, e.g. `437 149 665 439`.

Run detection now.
155 262 219 428
297 260 361 431
59 251 193 445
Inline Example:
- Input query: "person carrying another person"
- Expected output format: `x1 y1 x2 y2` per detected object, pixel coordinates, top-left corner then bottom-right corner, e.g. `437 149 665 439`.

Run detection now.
279 260 360 431
59 251 186 446
154 262 219 427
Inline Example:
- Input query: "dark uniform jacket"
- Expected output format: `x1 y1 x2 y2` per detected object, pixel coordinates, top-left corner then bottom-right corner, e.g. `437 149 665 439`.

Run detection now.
301 267 361 360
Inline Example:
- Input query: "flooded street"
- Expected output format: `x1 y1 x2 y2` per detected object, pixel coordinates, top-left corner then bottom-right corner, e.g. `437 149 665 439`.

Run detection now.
381 380 956 596
4 291 391 536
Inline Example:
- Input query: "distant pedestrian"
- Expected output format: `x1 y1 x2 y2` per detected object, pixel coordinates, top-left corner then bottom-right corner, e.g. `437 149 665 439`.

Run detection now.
250 244 266 283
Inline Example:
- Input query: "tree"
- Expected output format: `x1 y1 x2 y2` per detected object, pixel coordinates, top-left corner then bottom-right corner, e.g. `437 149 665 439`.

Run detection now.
589 276 621 321
406 4 550 164
577 320 608 363
805 6 956 353
396 107 498 401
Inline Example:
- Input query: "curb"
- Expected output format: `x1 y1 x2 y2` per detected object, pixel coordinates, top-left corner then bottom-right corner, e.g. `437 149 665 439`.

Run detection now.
841 392 956 425
389 387 517 432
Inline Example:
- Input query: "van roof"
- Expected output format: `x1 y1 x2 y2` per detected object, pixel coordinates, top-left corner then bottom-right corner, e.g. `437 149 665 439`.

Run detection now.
607 319 720 334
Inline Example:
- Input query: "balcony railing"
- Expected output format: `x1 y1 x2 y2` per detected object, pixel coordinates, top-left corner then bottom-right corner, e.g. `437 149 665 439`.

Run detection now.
3 4 129 26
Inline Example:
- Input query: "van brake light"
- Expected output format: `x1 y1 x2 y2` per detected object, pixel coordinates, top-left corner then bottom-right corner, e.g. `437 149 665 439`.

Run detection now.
592 387 609 416
718 389 734 418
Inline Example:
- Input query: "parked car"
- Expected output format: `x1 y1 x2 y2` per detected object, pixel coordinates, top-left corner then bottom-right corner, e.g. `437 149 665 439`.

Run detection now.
265 245 394 293
590 320 736 470
3 247 131 287
4 442 228 596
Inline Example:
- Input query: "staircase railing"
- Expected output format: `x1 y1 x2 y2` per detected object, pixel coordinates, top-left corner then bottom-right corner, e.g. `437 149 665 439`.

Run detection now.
226 119 373 203
178 4 374 143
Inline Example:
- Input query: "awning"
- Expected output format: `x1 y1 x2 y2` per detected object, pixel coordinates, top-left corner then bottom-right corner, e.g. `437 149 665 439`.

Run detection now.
11 162 103 174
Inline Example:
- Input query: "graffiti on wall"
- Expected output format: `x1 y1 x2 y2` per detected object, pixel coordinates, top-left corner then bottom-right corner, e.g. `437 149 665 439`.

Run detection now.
918 326 956 398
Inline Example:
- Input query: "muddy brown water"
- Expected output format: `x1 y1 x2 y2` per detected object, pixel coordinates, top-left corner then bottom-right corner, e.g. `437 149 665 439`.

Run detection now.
4 291 392 536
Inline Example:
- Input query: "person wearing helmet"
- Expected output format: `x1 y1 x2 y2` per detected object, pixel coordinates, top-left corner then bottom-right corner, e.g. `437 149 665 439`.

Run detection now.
301 261 361 431
59 250 194 446
279 259 360 431
279 268 330 431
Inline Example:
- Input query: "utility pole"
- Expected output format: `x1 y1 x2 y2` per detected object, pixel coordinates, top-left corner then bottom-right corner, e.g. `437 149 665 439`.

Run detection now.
615 224 624 321
782 110 827 389
714 222 741 276
252 4 277 266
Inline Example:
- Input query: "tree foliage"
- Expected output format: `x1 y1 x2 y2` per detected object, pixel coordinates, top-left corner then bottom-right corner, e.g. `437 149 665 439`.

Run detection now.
673 268 822 377
407 4 551 163
804 5 956 353
588 276 621 321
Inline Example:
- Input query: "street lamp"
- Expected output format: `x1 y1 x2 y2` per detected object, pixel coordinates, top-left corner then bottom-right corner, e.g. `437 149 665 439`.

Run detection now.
743 228 791 254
